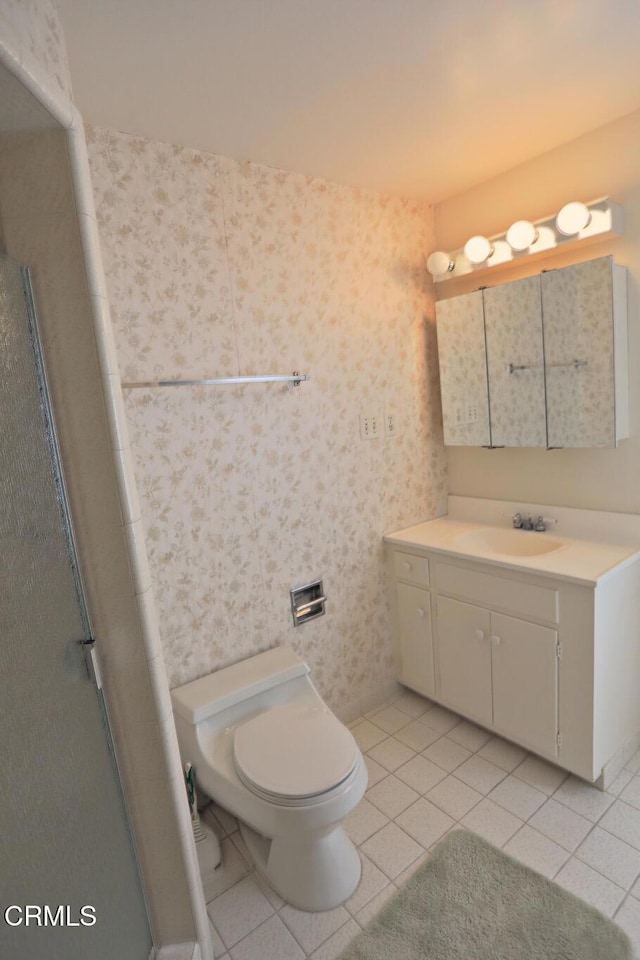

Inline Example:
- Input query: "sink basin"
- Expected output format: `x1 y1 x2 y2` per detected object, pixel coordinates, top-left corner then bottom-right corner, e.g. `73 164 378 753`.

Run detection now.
456 527 566 557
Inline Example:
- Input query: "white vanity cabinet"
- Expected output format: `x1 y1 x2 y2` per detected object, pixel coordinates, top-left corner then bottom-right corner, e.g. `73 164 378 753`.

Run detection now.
386 532 640 786
434 587 559 760
392 551 435 697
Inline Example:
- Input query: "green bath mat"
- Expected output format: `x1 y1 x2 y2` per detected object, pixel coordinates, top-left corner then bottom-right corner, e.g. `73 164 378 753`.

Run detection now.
339 830 631 960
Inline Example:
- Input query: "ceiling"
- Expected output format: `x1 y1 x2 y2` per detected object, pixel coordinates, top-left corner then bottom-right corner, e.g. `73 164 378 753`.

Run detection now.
59 0 640 202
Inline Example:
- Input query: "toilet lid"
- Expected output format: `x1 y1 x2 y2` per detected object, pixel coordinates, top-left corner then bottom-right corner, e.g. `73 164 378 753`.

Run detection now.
233 704 358 802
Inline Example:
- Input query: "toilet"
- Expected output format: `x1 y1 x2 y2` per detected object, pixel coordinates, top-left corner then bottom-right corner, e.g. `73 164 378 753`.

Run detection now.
170 646 368 911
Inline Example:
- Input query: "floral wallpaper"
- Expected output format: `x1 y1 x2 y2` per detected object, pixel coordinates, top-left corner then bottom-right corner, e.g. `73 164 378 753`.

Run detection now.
86 125 447 717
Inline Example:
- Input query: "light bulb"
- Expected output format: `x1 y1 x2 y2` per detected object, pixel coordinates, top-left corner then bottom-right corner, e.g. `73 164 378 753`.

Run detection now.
426 251 455 277
464 235 494 265
506 220 539 252
555 202 591 237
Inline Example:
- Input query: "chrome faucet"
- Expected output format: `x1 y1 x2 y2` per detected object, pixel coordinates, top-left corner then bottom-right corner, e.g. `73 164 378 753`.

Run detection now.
512 513 533 529
512 512 548 532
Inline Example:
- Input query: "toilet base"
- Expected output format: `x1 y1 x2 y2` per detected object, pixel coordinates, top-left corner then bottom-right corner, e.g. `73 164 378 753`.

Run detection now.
239 821 361 912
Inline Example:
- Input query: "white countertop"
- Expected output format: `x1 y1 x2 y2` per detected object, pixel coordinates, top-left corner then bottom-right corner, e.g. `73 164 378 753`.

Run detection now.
384 517 640 585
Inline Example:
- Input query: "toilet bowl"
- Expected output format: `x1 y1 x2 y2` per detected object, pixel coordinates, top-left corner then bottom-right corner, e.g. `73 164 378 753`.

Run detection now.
170 646 368 911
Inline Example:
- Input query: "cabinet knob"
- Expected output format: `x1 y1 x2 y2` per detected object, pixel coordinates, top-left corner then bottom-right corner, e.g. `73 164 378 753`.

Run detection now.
490 634 502 646
403 561 412 570
474 629 485 641
417 608 425 617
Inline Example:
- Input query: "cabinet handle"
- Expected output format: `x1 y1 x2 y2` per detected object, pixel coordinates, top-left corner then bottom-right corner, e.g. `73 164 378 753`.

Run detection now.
417 608 425 617
403 561 412 570
474 629 485 641
490 634 502 646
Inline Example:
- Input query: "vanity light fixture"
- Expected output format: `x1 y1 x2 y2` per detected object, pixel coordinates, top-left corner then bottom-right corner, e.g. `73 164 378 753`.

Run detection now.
426 251 455 277
506 219 539 252
555 201 592 237
426 196 623 283
464 235 494 265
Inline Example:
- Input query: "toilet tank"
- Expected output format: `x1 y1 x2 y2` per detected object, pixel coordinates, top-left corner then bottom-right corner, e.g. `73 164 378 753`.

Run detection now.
171 646 310 727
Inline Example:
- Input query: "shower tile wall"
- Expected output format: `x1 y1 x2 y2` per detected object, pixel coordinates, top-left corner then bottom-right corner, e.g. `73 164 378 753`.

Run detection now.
86 125 447 716
0 0 74 115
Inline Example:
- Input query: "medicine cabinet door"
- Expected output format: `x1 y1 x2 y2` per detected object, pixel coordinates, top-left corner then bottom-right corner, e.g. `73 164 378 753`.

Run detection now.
436 290 491 446
483 275 547 447
542 257 616 448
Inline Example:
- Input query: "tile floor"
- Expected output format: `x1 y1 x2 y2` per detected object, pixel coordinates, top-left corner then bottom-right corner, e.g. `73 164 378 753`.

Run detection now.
202 689 640 959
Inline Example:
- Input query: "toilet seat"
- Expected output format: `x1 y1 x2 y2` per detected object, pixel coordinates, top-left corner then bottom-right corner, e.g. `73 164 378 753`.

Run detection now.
233 703 358 807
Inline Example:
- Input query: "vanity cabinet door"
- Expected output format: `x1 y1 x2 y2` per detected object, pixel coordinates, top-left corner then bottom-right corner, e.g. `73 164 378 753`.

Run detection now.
434 594 558 752
483 276 547 447
542 256 624 448
396 583 435 697
491 612 558 757
435 596 492 725
436 291 491 446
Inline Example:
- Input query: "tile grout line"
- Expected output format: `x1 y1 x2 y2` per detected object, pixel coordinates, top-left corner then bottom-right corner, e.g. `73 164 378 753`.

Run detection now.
206 695 640 957
360 736 640 901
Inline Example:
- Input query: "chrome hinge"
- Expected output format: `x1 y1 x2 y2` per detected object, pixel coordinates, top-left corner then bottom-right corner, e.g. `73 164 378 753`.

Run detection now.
82 638 103 690
556 732 563 749
556 641 563 661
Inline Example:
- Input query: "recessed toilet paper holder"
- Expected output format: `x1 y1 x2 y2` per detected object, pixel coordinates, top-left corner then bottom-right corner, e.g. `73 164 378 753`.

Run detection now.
290 579 326 626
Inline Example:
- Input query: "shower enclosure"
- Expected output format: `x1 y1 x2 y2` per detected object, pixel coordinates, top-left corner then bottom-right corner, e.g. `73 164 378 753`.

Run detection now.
0 252 151 958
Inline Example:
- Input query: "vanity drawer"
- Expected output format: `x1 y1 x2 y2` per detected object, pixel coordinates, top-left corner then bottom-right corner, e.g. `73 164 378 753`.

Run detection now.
434 562 559 623
393 551 430 587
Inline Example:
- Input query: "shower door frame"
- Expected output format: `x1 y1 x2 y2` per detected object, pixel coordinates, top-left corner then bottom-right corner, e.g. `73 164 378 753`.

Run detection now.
1 250 154 958
0 43 211 957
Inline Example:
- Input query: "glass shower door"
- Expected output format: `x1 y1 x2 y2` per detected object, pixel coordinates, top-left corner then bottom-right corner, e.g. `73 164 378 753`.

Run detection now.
0 253 152 959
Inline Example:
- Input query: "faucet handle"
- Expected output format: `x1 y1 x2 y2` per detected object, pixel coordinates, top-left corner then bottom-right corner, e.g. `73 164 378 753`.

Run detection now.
512 513 523 529
534 516 547 532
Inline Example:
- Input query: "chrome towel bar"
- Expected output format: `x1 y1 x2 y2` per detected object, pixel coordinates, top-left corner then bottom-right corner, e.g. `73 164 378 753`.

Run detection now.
121 372 310 389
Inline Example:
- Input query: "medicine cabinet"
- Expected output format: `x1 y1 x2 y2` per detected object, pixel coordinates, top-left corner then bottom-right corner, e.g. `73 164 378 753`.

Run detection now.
436 255 628 448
